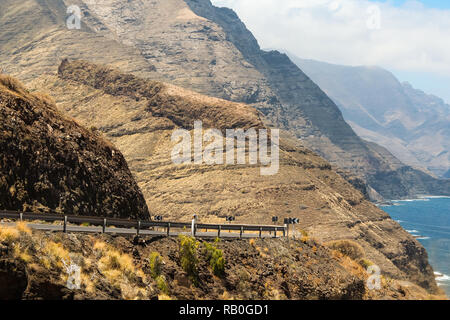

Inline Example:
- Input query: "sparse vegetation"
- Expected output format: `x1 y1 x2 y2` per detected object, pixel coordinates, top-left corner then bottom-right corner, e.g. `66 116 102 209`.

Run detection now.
325 240 365 260
149 251 162 279
0 225 20 243
0 74 27 93
156 275 169 294
358 258 374 269
204 239 225 277
42 241 70 270
178 235 199 285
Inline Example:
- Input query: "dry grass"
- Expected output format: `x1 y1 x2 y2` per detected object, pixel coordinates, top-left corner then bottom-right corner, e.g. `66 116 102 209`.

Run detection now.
0 74 27 93
94 240 147 294
0 225 20 243
13 244 32 263
330 249 367 279
325 240 365 261
16 221 31 235
42 241 71 270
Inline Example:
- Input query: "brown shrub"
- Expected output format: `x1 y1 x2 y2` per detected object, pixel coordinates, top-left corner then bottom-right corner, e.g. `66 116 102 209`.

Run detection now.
325 240 365 260
0 74 27 93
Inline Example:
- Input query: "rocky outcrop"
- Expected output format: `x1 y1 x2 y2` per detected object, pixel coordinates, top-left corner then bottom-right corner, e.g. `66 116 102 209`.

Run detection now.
0 74 149 219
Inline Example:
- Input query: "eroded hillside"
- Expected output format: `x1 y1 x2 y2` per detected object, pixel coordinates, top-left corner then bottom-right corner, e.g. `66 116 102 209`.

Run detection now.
25 60 440 294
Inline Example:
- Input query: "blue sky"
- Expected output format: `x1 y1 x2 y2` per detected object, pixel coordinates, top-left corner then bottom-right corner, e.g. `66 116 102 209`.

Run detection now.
213 0 450 103
369 0 450 9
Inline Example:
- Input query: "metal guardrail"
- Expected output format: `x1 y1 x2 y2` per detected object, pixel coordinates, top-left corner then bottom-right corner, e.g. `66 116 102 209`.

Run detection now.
0 210 287 239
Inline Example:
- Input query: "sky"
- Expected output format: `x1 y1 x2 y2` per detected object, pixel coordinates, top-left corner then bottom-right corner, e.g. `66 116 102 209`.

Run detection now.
211 0 450 103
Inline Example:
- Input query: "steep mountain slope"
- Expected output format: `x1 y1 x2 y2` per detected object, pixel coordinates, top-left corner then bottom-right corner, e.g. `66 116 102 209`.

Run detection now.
24 59 440 293
1 0 449 199
0 74 149 219
3 228 443 300
293 57 450 178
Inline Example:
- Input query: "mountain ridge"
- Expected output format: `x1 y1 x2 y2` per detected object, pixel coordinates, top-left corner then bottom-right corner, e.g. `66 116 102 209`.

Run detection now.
291 55 450 179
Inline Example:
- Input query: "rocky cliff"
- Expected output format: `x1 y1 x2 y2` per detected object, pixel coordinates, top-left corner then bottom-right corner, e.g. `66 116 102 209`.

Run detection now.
0 73 149 219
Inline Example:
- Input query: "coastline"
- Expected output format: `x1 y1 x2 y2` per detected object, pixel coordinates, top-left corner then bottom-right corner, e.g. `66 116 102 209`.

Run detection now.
380 197 450 296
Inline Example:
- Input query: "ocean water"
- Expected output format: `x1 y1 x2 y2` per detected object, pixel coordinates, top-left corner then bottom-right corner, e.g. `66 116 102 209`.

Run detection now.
380 197 450 296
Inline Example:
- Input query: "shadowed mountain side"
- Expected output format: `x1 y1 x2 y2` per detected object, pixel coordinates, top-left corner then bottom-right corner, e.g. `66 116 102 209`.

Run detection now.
26 60 439 293
0 74 149 219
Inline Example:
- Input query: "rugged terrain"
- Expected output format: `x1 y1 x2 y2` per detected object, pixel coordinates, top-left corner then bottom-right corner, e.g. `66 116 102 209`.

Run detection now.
0 0 445 299
22 59 439 294
0 73 149 219
0 224 444 300
293 56 450 178
1 0 449 199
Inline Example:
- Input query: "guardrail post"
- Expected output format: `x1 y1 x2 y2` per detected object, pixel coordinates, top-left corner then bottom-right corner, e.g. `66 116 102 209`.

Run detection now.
137 221 141 236
259 227 262 239
283 225 286 237
63 216 67 233
167 223 171 236
191 218 196 237
240 226 243 239
20 212 23 222
218 225 221 238
103 219 107 233
274 227 277 238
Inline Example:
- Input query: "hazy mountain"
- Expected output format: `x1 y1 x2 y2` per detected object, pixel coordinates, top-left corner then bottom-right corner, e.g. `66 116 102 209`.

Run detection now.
290 55 450 178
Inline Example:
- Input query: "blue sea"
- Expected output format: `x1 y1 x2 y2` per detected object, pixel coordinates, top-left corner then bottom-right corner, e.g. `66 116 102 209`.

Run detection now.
380 197 450 296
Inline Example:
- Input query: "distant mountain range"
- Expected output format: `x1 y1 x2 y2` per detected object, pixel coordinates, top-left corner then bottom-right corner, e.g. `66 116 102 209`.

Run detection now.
289 54 450 179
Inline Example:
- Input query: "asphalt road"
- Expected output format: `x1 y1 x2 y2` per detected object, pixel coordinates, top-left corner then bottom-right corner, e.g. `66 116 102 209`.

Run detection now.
0 222 279 239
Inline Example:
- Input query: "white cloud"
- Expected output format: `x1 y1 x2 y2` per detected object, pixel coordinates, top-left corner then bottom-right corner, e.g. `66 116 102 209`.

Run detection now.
211 0 450 76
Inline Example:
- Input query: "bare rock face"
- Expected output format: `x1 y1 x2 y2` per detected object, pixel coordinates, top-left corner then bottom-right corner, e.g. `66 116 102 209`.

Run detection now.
0 74 149 219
